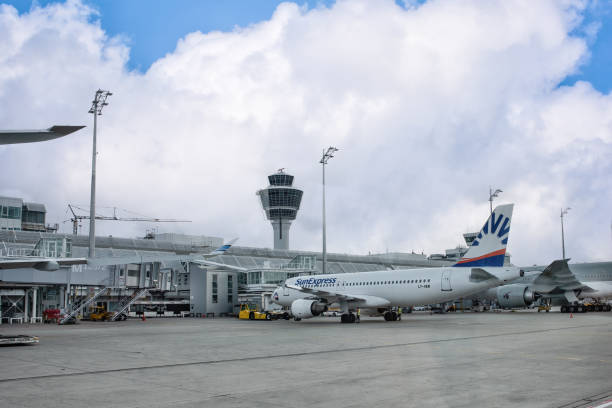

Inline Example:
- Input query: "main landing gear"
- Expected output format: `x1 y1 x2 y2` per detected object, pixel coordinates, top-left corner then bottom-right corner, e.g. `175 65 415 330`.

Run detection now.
560 302 611 313
340 313 356 323
384 311 398 321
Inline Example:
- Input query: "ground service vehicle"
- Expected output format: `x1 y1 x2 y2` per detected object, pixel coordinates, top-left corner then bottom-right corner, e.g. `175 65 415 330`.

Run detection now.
238 303 289 320
89 306 115 321
238 303 269 320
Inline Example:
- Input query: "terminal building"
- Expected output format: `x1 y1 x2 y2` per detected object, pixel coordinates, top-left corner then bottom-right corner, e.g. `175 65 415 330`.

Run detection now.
0 229 451 323
0 175 465 324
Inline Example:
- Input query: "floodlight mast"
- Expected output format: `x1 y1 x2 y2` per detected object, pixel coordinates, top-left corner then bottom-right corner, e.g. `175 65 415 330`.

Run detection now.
88 89 112 258
488 186 503 215
320 147 338 275
561 207 571 260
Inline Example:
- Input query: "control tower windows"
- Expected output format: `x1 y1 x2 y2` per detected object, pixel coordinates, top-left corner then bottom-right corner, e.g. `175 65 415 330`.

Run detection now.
268 173 294 186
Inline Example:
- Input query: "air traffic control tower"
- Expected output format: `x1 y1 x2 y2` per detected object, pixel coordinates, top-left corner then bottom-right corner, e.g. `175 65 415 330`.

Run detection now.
257 169 303 250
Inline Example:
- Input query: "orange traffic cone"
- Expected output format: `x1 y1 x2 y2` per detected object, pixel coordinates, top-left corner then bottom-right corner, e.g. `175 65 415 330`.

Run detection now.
141 313 146 321
569 313 573 318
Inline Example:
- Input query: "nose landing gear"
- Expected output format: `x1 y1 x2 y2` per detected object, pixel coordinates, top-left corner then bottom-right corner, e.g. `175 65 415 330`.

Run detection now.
384 311 398 321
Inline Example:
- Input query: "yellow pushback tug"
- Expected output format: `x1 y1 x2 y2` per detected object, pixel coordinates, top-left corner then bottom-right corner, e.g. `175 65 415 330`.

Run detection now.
237 303 289 320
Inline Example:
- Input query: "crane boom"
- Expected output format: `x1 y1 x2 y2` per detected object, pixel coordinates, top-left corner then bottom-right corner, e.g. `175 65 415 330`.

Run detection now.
66 204 191 235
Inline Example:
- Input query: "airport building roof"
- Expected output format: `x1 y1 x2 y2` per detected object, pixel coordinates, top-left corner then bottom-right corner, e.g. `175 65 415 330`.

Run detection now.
0 230 452 273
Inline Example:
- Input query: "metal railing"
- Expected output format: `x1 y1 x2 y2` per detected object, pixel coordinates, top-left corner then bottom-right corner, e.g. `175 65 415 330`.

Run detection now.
59 287 109 324
110 288 149 321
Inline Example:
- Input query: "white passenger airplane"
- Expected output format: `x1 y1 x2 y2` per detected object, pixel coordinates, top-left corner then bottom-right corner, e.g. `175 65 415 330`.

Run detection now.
272 204 523 323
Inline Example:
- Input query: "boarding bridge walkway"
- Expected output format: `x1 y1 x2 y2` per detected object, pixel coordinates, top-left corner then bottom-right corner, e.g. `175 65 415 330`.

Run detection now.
111 288 149 321
59 287 108 324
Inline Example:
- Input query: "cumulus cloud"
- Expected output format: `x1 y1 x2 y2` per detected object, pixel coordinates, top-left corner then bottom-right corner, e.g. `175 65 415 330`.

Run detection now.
0 0 611 265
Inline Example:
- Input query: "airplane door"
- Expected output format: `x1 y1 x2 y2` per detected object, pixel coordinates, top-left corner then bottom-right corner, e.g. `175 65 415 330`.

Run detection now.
441 270 452 291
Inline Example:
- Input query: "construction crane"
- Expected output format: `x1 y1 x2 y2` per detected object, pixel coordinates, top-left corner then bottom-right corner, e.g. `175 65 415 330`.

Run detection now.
66 204 191 235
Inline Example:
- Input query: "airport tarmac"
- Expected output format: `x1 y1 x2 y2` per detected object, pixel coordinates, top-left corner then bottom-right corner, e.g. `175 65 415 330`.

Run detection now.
0 311 611 408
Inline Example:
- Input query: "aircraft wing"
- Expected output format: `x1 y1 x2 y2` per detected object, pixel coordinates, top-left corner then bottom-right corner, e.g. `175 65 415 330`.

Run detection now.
534 259 594 292
285 284 390 307
0 125 85 145
0 257 87 271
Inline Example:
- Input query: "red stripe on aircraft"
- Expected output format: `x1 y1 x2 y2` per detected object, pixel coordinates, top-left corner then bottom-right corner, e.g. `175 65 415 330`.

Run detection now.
456 249 506 264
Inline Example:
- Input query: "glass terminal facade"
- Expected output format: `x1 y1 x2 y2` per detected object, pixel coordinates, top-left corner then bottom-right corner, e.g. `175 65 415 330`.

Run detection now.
0 205 21 220
0 196 46 232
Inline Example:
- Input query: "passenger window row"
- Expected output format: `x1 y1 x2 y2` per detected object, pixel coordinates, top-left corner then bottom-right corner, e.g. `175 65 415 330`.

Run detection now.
343 279 431 286
300 279 432 288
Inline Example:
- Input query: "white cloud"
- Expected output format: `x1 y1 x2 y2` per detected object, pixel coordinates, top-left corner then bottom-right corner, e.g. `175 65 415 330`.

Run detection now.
0 0 611 265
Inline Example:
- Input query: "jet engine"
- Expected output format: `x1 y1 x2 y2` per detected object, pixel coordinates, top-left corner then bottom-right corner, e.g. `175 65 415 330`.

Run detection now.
496 285 537 308
291 299 328 319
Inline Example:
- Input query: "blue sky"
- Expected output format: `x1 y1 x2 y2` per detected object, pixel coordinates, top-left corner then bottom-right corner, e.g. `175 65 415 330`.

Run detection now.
6 0 612 93
7 0 332 71
561 0 612 93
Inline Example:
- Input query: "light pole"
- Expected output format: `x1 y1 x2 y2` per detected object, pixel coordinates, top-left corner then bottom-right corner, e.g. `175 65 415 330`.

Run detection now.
560 207 571 260
88 89 112 258
320 147 338 275
488 187 503 215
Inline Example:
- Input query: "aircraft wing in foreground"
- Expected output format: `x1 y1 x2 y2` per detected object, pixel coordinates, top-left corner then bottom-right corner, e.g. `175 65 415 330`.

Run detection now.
0 125 85 145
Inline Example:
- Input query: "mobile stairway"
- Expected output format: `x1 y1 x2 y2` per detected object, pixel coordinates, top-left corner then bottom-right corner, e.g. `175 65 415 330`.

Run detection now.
110 288 149 321
59 287 108 324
